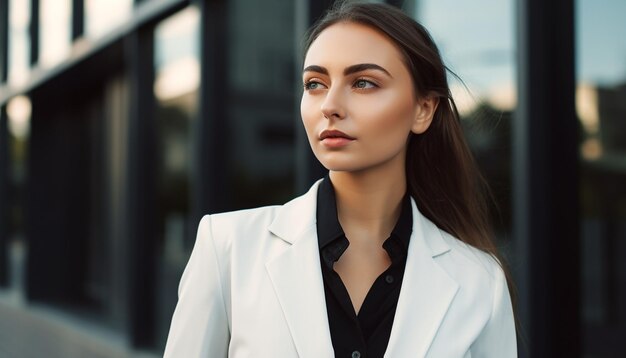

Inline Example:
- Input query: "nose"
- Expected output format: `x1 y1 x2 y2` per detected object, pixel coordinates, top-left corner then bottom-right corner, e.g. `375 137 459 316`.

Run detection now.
320 87 346 120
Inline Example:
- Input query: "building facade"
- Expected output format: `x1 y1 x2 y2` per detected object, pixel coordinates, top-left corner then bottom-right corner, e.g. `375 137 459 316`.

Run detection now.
0 0 624 356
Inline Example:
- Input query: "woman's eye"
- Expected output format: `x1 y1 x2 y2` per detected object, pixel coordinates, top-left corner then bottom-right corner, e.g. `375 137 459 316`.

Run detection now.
304 81 325 90
354 79 376 89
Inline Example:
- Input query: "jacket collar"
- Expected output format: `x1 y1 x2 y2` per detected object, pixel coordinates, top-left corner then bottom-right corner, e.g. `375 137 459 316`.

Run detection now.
266 179 334 358
384 197 458 357
266 179 458 357
268 178 450 258
267 179 321 244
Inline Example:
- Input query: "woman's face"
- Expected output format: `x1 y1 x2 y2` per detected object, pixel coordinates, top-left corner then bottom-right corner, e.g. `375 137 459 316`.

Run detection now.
301 21 436 174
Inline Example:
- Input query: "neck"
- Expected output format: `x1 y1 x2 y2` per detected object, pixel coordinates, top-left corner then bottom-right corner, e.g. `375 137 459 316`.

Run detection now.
329 162 407 243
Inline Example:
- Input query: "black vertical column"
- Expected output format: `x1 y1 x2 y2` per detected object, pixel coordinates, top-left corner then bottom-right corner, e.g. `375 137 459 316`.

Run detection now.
26 93 92 303
71 0 84 41
193 0 228 224
29 0 39 66
514 0 579 357
1 0 8 82
0 106 8 287
0 0 10 287
294 0 332 193
125 27 157 348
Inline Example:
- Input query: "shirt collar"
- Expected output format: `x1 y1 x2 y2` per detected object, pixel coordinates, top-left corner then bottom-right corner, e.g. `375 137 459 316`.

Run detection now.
316 176 344 249
316 175 413 251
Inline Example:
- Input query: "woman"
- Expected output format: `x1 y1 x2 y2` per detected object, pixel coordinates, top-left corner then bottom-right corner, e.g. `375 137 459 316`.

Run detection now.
164 2 517 357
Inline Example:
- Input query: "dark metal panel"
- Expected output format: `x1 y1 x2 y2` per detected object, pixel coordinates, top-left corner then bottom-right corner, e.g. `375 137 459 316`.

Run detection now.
25 95 93 303
0 0 7 286
124 27 157 347
0 105 8 286
24 98 51 302
71 0 84 41
514 0 579 356
193 0 228 222
29 0 39 66
1 0 8 83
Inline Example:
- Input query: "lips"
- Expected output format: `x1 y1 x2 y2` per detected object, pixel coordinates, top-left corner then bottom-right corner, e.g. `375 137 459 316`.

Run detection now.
319 129 355 140
319 129 355 148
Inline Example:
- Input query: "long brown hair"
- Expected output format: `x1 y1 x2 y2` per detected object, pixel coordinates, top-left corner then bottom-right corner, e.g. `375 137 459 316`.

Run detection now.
303 0 518 328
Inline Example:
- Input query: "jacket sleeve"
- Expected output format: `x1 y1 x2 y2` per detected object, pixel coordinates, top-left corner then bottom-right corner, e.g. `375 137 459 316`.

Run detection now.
470 264 518 357
164 215 230 358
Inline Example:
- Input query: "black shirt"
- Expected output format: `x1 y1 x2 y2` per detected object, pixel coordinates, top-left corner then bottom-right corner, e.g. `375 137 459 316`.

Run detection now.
316 177 413 358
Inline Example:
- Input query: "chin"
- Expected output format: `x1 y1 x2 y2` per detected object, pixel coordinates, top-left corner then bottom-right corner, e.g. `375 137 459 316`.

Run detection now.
317 158 369 173
323 165 361 173
316 152 406 175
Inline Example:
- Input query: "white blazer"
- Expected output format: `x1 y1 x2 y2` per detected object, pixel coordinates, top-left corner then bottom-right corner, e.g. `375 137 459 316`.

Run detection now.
164 180 517 357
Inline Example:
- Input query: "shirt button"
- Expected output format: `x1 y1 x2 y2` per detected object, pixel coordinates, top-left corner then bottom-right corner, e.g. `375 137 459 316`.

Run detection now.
351 351 361 358
385 274 394 284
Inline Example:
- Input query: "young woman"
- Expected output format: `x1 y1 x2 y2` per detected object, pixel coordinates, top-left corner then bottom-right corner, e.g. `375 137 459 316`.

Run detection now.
164 2 517 357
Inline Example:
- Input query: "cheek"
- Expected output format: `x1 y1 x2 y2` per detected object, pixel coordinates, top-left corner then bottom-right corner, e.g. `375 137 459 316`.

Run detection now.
300 96 316 135
358 91 416 138
300 95 311 132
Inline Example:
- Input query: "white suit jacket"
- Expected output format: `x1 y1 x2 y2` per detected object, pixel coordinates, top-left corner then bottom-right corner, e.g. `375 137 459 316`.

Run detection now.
164 180 517 357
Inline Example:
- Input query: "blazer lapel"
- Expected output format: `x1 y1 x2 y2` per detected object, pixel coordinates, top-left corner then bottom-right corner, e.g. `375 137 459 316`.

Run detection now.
265 180 334 358
384 199 459 358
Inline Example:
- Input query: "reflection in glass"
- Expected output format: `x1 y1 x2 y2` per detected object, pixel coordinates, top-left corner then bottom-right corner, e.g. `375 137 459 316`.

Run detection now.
415 0 516 115
414 0 516 237
6 96 31 141
5 95 31 293
576 0 626 354
8 0 31 86
153 5 200 349
39 0 72 68
85 0 132 39
225 0 296 211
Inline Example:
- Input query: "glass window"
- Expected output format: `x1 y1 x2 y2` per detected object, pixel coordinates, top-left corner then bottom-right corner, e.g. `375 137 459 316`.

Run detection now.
415 1 516 112
85 0 133 39
5 95 31 293
39 0 72 68
6 95 30 193
225 0 296 211
413 0 517 240
153 5 200 349
8 0 31 86
576 0 626 355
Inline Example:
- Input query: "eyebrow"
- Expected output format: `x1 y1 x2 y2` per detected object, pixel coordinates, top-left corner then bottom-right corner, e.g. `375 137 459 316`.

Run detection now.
303 63 393 78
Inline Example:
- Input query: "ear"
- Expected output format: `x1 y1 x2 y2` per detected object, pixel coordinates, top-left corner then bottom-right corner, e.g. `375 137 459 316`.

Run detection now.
411 94 439 134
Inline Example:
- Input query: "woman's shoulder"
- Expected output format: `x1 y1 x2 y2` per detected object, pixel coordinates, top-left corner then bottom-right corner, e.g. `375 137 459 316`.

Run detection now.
414 207 504 282
192 205 286 268
210 204 282 225
204 181 321 242
199 204 282 241
211 180 319 225
434 228 506 284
